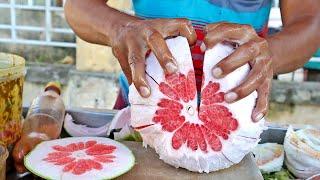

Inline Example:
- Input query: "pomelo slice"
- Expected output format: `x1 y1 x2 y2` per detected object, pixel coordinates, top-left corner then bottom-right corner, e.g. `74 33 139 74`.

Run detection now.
129 36 265 172
24 137 135 180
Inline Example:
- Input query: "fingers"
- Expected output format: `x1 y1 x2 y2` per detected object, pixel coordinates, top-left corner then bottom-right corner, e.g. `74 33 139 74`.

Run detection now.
224 59 268 103
212 40 260 78
172 19 197 45
203 23 256 51
203 22 273 122
148 19 197 45
112 47 132 84
127 40 151 98
147 31 179 74
252 77 272 122
114 18 195 98
204 22 224 31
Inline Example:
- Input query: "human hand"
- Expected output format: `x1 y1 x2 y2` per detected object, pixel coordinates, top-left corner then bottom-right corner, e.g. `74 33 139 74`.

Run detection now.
202 22 273 122
111 18 196 97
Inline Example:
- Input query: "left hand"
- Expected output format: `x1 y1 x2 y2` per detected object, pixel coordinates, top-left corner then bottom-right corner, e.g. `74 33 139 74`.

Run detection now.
202 22 273 122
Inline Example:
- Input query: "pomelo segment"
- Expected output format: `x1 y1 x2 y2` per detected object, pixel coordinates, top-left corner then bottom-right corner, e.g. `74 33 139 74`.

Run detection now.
129 36 265 172
252 143 284 173
24 137 135 180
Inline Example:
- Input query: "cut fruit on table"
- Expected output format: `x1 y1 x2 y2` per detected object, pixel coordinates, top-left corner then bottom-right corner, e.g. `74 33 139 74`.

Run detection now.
252 143 284 173
129 36 265 173
24 137 135 180
284 126 320 179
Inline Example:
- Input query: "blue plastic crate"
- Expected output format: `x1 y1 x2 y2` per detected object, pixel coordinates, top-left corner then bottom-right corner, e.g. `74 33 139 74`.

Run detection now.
304 48 320 70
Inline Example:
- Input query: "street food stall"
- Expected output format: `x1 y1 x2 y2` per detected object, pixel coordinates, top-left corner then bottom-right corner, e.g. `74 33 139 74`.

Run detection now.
4 107 298 180
1 0 320 180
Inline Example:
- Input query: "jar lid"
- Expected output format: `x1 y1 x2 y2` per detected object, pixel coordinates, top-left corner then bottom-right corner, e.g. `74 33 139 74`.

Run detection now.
45 81 62 95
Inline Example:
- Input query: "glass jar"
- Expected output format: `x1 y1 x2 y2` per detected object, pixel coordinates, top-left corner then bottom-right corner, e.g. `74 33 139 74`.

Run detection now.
0 145 8 179
0 53 25 147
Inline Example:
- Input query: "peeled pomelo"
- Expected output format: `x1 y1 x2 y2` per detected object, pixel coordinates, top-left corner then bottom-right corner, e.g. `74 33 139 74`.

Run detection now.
252 143 284 173
284 126 320 179
24 137 135 180
129 36 265 172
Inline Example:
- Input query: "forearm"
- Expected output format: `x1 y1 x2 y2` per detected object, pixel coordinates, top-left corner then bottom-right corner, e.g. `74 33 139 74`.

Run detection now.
64 0 138 46
267 16 320 75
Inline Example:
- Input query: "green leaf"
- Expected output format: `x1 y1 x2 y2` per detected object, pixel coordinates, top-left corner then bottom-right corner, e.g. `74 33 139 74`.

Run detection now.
262 169 295 180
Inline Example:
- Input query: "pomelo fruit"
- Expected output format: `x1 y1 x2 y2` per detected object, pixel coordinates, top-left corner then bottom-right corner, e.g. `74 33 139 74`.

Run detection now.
24 137 135 179
129 36 265 172
284 126 320 179
253 143 284 173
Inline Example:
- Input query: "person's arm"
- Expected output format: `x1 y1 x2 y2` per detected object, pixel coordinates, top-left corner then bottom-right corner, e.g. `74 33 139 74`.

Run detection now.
64 0 137 46
201 1 320 122
268 0 320 74
64 0 196 97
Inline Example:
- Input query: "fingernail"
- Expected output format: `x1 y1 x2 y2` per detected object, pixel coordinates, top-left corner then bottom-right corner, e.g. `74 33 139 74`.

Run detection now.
254 113 264 122
165 62 178 74
200 43 206 52
140 86 150 97
212 67 223 78
225 92 238 102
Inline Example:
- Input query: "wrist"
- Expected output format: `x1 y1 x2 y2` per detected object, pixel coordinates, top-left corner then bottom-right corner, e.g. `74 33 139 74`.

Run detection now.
266 37 280 75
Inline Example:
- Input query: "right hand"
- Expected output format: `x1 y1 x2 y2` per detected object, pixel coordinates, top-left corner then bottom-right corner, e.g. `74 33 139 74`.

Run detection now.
111 19 196 97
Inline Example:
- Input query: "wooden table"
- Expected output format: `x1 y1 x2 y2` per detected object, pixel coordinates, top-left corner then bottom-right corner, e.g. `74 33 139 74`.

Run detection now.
118 141 263 180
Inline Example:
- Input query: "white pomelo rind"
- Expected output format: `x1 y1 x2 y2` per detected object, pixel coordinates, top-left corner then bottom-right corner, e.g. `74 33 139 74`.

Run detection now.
130 105 157 128
113 125 142 141
108 107 142 141
284 126 320 179
307 174 320 180
202 43 265 138
202 43 265 166
252 143 284 173
129 36 265 173
64 114 109 137
24 137 135 180
107 107 131 136
129 36 197 108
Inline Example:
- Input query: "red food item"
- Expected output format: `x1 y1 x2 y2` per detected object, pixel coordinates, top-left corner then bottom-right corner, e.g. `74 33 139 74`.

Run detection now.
24 137 135 179
43 140 116 175
129 37 265 172
155 72 238 152
0 120 21 146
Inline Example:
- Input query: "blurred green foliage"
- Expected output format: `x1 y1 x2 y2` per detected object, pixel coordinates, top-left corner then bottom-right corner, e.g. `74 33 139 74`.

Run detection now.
262 169 295 180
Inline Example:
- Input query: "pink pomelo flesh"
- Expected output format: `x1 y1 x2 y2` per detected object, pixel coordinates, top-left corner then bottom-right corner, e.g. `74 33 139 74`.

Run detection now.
129 36 265 172
24 137 135 179
155 72 238 152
